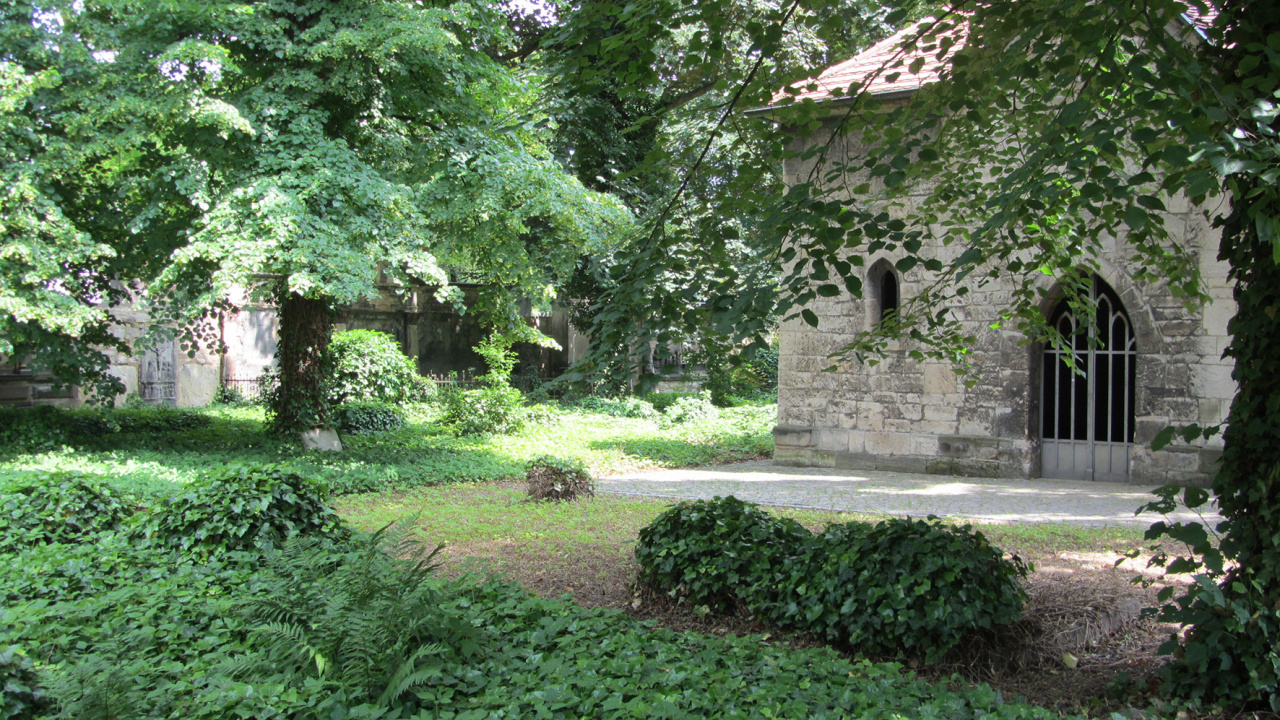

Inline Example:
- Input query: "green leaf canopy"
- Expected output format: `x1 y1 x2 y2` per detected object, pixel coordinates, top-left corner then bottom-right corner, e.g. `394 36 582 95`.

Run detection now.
1 0 632 389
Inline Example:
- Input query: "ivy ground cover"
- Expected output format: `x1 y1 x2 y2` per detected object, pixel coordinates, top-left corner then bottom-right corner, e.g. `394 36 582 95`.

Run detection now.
0 440 1082 719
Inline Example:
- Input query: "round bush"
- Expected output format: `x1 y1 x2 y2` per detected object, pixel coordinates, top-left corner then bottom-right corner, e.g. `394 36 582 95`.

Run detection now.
0 473 131 553
575 396 657 419
439 385 525 436
333 401 405 434
762 518 1030 663
137 464 348 553
642 392 686 412
657 391 719 427
635 496 811 611
329 329 429 405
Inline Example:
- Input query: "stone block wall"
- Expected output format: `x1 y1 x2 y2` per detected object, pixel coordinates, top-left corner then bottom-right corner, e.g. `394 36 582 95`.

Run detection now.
85 283 585 408
775 124 1234 486
101 303 221 408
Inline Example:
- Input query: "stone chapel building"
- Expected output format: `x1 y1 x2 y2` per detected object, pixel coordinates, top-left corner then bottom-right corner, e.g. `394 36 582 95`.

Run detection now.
769 20 1234 486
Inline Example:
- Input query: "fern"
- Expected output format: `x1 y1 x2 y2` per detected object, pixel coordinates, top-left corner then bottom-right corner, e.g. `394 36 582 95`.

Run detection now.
236 521 472 712
46 651 147 720
376 642 446 706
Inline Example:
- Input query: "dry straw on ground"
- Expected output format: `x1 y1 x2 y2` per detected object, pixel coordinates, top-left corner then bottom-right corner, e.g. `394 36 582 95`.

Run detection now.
526 460 595 502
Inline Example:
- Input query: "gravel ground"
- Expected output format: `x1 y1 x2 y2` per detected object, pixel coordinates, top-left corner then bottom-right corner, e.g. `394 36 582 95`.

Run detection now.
597 460 1219 527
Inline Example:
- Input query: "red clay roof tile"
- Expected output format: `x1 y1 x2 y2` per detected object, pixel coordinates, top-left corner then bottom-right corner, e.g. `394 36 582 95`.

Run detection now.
773 7 1213 107
776 18 966 105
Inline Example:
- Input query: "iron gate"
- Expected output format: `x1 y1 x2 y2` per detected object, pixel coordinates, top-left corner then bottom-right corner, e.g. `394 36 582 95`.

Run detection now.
1040 277 1136 482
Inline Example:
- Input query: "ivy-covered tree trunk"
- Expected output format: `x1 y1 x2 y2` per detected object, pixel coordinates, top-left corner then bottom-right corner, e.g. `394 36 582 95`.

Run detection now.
269 293 334 435
1158 2 1280 706
1212 174 1280 626
1215 6 1280 559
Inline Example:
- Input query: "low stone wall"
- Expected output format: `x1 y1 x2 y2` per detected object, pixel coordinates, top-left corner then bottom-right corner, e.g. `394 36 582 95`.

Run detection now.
10 283 586 409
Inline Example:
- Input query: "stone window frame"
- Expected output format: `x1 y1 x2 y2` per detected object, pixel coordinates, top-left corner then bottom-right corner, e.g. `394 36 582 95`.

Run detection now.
866 258 901 329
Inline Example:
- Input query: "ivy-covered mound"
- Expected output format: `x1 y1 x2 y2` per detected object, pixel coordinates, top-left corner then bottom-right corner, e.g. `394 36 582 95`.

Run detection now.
0 473 130 553
1 473 1070 719
135 463 349 553
636 496 1030 663
635 495 811 612
0 405 211 453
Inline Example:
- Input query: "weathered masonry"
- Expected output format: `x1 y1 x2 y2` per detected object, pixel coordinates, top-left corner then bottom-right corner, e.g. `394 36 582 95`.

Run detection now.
1 283 585 409
769 23 1233 485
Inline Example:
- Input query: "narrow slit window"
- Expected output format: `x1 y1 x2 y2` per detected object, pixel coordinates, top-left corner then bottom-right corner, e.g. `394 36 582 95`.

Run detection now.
879 270 899 324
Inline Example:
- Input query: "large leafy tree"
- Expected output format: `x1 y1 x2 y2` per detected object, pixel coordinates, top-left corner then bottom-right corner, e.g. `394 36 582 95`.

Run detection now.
0 59 122 393
1 0 630 430
540 0 904 391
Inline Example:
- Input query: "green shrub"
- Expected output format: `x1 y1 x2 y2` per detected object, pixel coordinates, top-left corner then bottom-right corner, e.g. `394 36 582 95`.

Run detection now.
0 405 211 451
212 384 248 406
728 364 763 394
526 456 593 501
0 473 131 553
641 391 686 412
329 330 431 405
657 390 719 427
575 396 657 419
757 517 1030 663
333 402 405 435
137 464 348 553
255 365 280 409
397 401 440 425
0 646 49 720
440 334 525 436
635 496 811 612
636 500 1030 664
439 384 525 435
521 402 560 427
745 347 779 391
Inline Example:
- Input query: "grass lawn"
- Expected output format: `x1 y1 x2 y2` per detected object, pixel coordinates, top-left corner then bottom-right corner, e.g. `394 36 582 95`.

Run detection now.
336 480 1150 558
0 403 774 498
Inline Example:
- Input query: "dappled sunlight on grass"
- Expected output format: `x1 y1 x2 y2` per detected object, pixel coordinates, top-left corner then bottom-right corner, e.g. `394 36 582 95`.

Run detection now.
336 482 1154 574
334 481 675 552
0 402 777 499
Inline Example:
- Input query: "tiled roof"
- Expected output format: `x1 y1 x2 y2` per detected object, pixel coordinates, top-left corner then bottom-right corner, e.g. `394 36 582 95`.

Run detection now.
776 18 966 105
774 8 1213 107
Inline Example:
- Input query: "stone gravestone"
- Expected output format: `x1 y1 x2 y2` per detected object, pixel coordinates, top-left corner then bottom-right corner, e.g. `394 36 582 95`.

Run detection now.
140 340 178 406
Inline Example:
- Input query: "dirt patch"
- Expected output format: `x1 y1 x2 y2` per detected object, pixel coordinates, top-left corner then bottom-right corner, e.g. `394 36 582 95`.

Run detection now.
932 560 1176 715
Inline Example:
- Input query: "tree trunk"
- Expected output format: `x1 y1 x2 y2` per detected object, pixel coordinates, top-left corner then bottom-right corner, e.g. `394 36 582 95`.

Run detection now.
1163 1 1280 704
1217 202 1280 577
269 292 334 434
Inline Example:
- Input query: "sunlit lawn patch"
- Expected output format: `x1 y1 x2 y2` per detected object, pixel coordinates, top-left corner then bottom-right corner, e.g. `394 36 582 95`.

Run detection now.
0 403 775 498
337 481 1150 569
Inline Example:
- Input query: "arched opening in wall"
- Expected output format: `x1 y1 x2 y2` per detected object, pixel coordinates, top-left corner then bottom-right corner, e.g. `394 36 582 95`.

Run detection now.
1040 276 1136 482
867 260 900 327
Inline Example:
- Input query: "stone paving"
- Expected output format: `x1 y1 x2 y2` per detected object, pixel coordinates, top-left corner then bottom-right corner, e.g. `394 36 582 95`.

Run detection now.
597 461 1220 527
